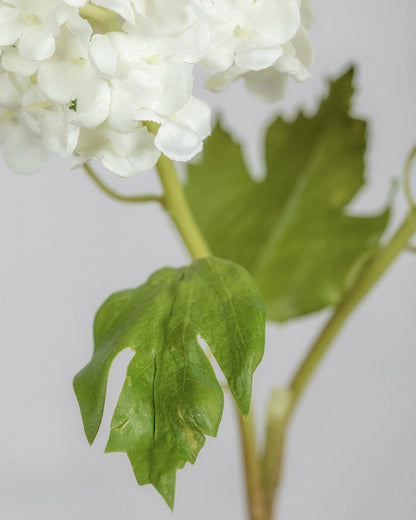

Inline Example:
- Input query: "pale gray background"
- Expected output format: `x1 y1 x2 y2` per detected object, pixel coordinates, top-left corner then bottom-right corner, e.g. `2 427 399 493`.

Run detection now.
1 1 415 518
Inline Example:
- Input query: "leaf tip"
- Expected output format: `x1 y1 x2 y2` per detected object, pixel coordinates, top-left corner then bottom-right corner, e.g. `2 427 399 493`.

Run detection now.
73 369 101 446
153 471 177 511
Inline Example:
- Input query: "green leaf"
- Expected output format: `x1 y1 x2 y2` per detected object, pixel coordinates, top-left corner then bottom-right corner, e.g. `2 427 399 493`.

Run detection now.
186 68 389 322
74 257 265 508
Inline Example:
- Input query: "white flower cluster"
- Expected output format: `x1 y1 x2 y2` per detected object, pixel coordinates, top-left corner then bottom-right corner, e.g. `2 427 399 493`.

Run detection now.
0 0 313 176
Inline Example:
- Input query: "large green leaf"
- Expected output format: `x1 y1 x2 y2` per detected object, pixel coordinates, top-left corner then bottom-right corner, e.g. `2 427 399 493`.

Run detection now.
186 68 389 322
74 257 265 508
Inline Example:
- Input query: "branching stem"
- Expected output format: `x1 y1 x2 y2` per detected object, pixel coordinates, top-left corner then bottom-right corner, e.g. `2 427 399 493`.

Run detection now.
83 164 162 204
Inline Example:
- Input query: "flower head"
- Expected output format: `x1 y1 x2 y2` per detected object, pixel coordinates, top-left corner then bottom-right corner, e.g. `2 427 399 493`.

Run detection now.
0 0 314 176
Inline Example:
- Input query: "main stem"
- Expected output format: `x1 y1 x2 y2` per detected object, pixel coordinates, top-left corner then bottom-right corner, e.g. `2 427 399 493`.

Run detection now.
155 155 266 519
238 409 268 520
156 155 211 259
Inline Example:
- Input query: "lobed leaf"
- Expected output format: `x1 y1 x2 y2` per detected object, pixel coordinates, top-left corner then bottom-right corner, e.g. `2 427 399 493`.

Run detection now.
186 68 389 322
74 257 266 508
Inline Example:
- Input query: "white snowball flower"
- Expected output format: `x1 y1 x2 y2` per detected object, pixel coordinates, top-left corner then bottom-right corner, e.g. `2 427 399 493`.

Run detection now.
0 0 314 177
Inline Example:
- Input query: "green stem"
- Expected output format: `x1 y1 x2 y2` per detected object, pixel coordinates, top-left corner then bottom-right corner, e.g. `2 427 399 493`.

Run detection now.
290 208 416 409
238 408 268 520
155 155 266 519
155 155 211 260
83 164 162 204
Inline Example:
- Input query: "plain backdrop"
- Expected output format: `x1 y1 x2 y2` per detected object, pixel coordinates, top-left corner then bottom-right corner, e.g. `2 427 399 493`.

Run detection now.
1 1 415 519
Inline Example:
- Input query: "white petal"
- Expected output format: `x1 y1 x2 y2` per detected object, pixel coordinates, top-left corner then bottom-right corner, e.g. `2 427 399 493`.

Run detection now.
122 66 163 107
199 41 237 73
155 123 202 161
0 7 21 46
73 74 111 127
275 49 311 81
129 145 160 172
124 128 160 171
0 25 21 46
40 108 80 157
92 0 135 23
0 73 21 109
108 31 149 61
253 0 300 44
72 125 105 161
135 109 163 124
102 154 138 177
292 25 314 69
205 67 244 92
174 97 212 139
236 43 283 71
18 24 55 61
108 91 137 132
2 47 38 75
165 6 210 63
89 34 118 77
152 61 192 115
38 60 76 103
67 13 93 42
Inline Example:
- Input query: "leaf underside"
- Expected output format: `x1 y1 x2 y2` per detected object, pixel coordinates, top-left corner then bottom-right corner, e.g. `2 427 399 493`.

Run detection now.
186 68 389 322
74 257 266 508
